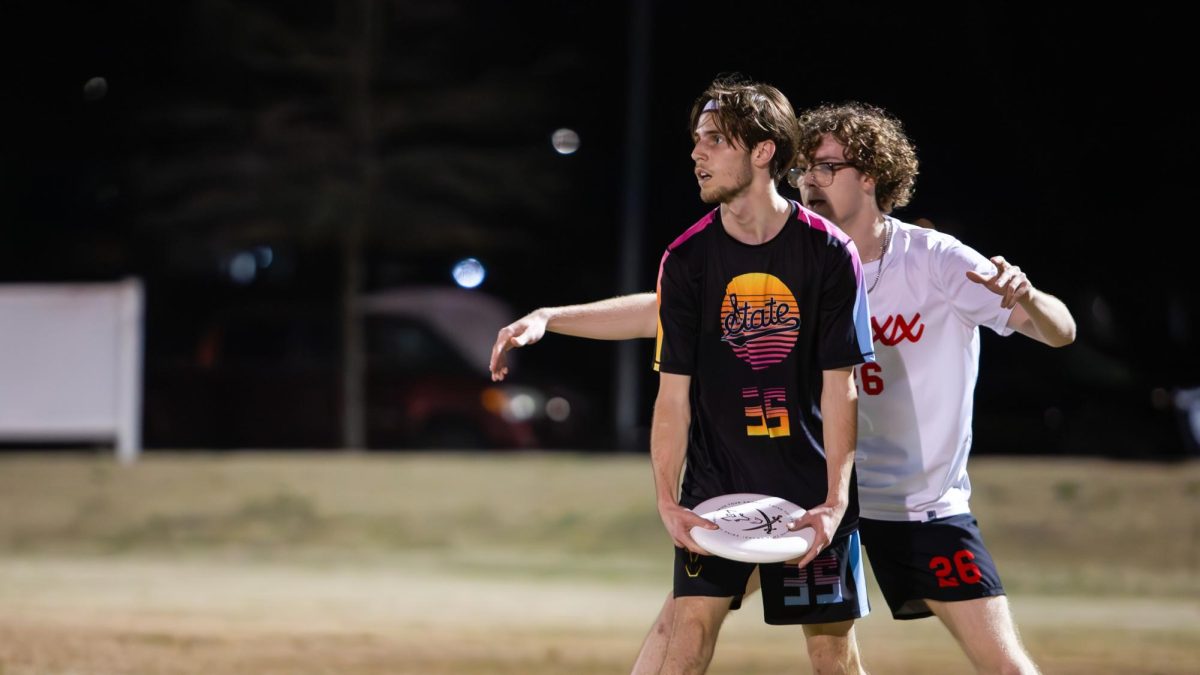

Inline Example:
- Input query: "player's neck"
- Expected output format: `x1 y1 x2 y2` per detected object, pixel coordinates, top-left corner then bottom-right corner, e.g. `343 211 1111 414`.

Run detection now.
840 208 889 262
720 181 791 245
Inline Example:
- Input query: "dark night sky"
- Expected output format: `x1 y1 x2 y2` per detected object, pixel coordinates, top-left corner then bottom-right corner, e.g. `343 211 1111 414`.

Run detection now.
4 2 1196 454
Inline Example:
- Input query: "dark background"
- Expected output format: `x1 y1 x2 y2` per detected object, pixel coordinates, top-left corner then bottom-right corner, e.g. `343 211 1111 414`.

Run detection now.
5 1 1196 457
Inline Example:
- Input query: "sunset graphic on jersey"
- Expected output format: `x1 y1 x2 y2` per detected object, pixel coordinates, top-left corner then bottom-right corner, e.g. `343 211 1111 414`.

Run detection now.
720 273 800 371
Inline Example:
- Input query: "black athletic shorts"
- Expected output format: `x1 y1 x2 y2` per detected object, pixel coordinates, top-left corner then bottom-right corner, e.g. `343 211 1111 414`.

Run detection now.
859 514 1006 620
673 530 869 625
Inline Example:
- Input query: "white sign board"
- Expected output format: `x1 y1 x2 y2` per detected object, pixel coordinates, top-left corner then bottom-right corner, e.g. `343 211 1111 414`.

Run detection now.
0 279 143 462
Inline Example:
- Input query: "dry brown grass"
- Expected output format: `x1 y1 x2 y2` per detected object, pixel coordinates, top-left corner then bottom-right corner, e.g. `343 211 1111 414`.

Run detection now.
0 452 1196 674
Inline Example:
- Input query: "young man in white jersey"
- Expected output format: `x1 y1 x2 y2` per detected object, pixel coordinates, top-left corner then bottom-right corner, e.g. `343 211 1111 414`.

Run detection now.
490 102 1076 674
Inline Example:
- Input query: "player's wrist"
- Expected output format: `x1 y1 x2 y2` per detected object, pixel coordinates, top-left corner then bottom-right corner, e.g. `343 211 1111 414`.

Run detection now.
821 497 849 515
1016 285 1039 308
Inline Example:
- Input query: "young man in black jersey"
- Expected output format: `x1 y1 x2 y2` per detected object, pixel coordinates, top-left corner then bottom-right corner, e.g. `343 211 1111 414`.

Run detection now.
610 76 874 674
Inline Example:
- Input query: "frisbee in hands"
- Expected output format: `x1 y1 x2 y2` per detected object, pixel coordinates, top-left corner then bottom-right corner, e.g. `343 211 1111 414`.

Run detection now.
689 493 815 564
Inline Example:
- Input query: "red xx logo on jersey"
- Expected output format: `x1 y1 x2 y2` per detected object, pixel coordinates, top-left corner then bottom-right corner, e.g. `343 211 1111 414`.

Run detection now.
871 313 925 346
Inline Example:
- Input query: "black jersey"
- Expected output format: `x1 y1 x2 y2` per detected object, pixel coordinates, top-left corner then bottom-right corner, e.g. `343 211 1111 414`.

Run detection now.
654 201 874 538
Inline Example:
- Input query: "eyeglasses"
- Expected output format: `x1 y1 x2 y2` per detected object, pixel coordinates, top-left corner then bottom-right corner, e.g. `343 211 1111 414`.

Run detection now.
786 161 858 189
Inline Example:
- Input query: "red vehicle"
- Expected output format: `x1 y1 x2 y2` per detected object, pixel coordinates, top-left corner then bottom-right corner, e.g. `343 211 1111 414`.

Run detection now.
144 287 594 450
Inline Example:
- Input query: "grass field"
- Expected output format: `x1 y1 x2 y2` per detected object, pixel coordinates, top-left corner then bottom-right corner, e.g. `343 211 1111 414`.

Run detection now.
0 452 1197 674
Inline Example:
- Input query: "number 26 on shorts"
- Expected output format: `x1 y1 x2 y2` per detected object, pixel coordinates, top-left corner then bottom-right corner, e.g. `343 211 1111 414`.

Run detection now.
930 550 983 587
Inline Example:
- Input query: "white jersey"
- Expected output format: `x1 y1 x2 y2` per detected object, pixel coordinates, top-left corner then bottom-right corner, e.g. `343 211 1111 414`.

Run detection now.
855 218 1013 521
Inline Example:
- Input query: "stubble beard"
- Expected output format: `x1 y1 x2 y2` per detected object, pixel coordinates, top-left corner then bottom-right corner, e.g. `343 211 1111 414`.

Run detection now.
700 159 754 205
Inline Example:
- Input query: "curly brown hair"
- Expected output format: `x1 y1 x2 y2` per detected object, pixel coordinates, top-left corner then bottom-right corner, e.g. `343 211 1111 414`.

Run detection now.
796 102 918 213
689 75 799 181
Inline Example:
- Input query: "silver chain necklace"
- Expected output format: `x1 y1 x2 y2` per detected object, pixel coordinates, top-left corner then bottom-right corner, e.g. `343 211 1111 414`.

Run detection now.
866 217 893 294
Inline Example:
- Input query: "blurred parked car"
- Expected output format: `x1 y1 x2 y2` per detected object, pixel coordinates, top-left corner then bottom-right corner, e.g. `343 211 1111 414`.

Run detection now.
144 287 596 450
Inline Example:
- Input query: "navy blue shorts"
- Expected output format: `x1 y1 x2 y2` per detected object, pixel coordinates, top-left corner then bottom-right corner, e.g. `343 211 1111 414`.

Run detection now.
859 514 1006 620
673 530 870 625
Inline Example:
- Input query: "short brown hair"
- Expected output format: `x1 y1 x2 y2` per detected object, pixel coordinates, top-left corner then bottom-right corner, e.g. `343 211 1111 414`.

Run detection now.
797 102 918 213
689 75 799 181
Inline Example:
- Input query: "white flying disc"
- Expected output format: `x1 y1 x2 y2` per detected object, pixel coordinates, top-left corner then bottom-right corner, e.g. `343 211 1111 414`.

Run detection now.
689 493 815 564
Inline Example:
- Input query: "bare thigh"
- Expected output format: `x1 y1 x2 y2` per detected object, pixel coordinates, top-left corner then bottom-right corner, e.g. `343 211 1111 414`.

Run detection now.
929 595 1038 674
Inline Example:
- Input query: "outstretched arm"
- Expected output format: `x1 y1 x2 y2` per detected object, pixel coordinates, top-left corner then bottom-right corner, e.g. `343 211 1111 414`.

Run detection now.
966 256 1076 347
489 292 657 381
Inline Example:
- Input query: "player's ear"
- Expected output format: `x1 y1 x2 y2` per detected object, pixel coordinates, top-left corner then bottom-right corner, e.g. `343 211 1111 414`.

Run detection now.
752 140 776 169
860 171 877 192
